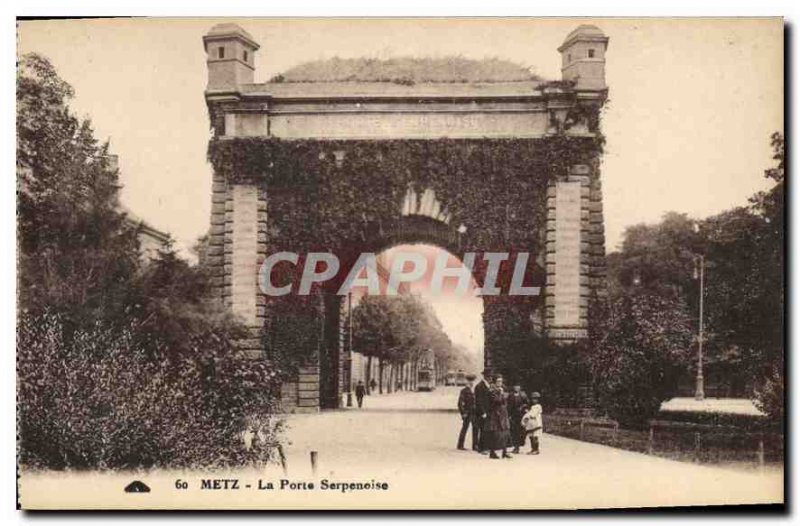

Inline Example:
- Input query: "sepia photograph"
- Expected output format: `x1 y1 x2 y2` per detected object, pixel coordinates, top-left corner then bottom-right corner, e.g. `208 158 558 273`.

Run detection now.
13 15 785 511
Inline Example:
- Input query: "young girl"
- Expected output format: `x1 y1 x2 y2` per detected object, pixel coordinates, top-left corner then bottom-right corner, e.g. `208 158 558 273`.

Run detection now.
521 392 543 455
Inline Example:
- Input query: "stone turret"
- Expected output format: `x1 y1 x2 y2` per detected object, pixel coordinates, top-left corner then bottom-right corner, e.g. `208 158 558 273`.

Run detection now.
558 25 609 91
203 23 259 92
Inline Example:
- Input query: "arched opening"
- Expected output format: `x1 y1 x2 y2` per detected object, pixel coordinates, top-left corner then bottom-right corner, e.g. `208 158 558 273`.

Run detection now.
305 207 548 410
313 205 483 409
339 242 484 410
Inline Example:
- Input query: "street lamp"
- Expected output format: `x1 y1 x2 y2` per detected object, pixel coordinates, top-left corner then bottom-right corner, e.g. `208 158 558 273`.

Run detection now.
692 222 705 401
345 291 354 407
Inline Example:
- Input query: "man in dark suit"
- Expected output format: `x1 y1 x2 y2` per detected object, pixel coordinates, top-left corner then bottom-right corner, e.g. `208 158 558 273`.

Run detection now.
473 369 493 453
456 374 478 450
355 380 367 408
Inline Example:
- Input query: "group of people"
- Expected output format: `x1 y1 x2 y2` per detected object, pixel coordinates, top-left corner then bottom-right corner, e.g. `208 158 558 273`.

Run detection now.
457 370 543 459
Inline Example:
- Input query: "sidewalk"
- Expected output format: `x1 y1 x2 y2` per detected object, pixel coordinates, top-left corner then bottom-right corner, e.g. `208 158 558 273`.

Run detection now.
280 387 783 509
661 397 764 416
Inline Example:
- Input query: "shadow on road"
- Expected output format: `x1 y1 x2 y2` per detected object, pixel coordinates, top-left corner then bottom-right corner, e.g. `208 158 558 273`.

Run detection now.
331 407 458 413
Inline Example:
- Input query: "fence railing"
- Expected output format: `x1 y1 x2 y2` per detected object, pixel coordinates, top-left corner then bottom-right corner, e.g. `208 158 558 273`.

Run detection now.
578 418 619 443
544 414 783 469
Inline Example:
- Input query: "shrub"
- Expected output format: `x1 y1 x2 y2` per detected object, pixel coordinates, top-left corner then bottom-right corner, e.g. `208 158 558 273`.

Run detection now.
275 56 540 84
753 363 784 426
17 311 282 470
588 293 693 428
496 333 591 412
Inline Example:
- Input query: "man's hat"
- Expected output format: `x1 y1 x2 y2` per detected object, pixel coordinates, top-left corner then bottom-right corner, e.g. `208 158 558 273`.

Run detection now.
465 373 477 381
531 392 541 399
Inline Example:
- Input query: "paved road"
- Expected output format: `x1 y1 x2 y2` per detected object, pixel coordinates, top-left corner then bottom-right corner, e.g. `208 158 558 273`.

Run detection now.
352 384 462 411
279 386 783 509
18 386 783 510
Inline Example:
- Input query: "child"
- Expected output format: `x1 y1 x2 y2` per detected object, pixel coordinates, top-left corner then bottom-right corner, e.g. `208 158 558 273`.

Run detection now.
521 392 543 455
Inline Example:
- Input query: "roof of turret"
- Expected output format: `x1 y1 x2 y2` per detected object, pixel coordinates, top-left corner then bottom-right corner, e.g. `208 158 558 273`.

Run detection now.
567 24 606 38
204 23 259 50
558 24 609 51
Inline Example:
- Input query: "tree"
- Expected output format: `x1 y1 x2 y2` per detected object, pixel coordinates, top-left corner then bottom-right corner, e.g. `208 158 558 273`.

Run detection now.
351 294 458 391
608 212 699 300
17 53 140 325
745 132 784 419
352 295 400 393
16 54 282 470
605 132 784 409
699 208 775 385
588 293 693 427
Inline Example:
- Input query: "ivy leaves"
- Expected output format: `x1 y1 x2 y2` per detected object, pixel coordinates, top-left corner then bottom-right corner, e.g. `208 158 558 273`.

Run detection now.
208 136 601 257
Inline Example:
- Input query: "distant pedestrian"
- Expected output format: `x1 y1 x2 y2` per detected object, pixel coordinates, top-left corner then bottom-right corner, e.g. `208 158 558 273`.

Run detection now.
355 380 366 408
484 375 512 459
521 392 543 455
507 384 529 454
369 378 377 394
473 369 492 454
456 373 478 450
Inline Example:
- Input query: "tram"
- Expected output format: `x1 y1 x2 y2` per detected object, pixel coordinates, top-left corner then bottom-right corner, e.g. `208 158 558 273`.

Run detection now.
455 370 467 386
444 370 456 386
417 366 436 391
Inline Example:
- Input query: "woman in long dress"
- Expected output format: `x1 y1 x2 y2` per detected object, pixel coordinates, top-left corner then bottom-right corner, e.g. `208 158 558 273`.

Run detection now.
506 384 529 454
483 375 512 459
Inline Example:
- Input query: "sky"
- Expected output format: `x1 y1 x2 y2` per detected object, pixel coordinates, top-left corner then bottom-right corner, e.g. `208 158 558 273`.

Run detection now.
376 244 484 358
17 18 784 357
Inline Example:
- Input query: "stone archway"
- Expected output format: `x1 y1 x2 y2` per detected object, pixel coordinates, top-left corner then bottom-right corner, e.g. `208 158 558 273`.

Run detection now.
311 212 482 410
202 23 609 411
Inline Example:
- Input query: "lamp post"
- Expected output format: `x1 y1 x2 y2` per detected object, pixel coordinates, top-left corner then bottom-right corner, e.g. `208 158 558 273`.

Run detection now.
691 221 706 401
693 253 706 401
457 223 467 251
345 291 354 407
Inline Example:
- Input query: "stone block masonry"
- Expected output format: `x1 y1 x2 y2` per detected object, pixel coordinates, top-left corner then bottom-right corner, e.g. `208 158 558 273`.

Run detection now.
545 163 605 341
229 184 259 325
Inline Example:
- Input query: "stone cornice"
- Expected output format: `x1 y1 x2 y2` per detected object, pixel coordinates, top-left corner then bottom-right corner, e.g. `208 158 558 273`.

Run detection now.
206 84 606 112
204 83 605 140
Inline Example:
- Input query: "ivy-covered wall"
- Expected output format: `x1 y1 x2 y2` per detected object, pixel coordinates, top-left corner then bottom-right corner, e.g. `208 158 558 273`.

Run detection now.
207 135 603 385
209 136 600 250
